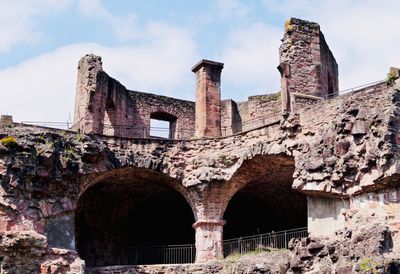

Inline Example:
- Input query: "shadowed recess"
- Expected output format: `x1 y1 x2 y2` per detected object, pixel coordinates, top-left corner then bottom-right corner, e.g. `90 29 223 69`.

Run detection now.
223 155 307 239
75 169 195 267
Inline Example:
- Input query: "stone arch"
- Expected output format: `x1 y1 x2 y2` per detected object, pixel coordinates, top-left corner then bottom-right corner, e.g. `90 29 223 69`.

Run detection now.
131 93 196 139
75 167 196 267
221 153 307 239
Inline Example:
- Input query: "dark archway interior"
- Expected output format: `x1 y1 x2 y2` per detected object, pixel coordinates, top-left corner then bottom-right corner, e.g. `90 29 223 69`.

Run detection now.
224 155 307 239
76 169 194 267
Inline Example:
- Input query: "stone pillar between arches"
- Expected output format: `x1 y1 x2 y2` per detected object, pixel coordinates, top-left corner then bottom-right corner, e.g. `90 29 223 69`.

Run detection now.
193 219 226 263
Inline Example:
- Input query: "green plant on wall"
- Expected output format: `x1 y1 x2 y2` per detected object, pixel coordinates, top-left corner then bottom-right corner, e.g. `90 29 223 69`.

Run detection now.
75 132 85 142
272 91 281 100
386 72 397 86
284 19 293 32
360 257 377 273
0 136 17 147
219 154 232 165
64 147 78 160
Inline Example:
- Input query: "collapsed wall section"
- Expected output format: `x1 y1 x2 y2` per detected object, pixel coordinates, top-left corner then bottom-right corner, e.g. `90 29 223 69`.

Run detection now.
73 54 195 139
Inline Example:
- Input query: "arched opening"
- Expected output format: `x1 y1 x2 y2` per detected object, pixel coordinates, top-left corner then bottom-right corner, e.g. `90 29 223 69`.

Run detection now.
150 111 177 139
223 155 307 240
75 168 195 267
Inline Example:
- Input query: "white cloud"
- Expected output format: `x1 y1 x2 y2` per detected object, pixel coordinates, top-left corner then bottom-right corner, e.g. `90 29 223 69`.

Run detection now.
77 0 139 41
263 0 400 89
0 0 139 53
216 0 250 19
219 22 282 99
0 22 198 122
0 0 74 52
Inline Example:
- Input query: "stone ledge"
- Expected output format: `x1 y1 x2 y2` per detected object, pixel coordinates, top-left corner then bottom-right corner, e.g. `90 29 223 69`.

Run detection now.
192 220 226 229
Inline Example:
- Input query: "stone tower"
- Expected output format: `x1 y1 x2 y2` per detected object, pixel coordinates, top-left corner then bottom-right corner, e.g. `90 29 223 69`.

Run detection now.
192 59 224 138
278 18 339 113
73 54 104 134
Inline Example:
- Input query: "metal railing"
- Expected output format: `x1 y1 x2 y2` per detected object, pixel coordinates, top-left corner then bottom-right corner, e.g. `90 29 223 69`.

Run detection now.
87 227 307 266
20 121 74 130
87 244 196 266
223 227 308 257
127 244 196 265
101 124 195 139
321 79 386 100
221 111 282 136
18 121 196 139
18 79 387 140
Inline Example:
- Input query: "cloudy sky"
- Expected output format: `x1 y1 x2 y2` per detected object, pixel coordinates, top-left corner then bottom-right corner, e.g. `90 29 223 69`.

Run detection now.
0 0 398 122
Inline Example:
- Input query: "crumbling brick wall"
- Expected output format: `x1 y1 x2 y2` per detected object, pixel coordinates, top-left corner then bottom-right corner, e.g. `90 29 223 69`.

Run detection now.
221 94 281 135
279 18 339 113
73 55 195 139
248 94 281 119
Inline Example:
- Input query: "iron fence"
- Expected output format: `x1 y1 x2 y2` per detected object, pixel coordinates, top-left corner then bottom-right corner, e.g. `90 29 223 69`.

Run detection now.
86 244 196 266
101 124 195 139
18 79 386 140
127 244 196 265
321 79 386 100
221 111 282 136
90 227 308 266
223 227 308 257
20 121 74 130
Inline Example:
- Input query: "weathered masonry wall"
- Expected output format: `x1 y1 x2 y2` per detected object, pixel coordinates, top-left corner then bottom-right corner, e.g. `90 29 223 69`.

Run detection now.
126 91 195 139
4 16 400 273
248 94 281 119
220 93 281 135
73 18 341 140
319 32 339 97
279 18 338 113
2 79 400 273
73 55 195 139
349 187 400 254
221 99 242 135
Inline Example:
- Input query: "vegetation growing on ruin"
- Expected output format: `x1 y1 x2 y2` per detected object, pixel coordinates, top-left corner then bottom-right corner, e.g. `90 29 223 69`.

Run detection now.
75 132 85 142
271 91 281 100
386 72 397 86
0 136 17 147
219 154 234 166
285 19 293 32
360 257 377 273
64 147 78 160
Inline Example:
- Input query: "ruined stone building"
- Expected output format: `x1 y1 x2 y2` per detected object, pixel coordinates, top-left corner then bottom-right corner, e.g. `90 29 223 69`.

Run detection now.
1 18 400 273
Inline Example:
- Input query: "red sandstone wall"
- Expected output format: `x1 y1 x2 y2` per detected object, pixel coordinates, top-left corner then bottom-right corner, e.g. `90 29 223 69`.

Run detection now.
73 54 104 134
248 94 281 119
279 18 338 103
221 94 281 135
319 33 339 97
74 55 195 139
127 90 195 139
221 100 242 135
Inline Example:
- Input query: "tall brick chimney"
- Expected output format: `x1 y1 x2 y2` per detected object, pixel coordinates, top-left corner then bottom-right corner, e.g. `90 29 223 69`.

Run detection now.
192 59 224 138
